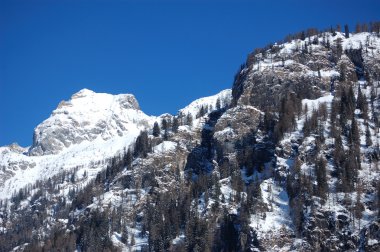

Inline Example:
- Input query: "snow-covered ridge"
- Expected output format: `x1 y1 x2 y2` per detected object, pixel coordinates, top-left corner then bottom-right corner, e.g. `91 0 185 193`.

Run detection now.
280 32 380 55
179 89 231 118
252 32 380 73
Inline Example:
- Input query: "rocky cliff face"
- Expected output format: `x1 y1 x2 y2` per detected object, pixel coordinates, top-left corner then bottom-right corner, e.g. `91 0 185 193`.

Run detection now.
233 32 379 110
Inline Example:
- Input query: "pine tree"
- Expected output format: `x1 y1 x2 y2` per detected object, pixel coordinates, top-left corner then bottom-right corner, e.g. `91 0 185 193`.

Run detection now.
162 119 169 140
357 84 363 109
366 123 373 147
212 173 221 204
339 85 356 125
124 148 133 167
336 24 341 32
197 105 206 118
333 134 345 176
315 157 328 199
362 23 368 32
354 183 364 229
134 131 150 158
153 122 160 137
274 94 300 141
344 24 350 38
216 98 221 110
341 148 359 192
355 23 362 33
286 157 302 200
336 37 343 61
131 234 135 247
172 117 179 133
303 103 308 115
290 196 304 236
339 64 346 82
121 224 128 243
357 85 369 119
219 212 239 251
161 119 168 132
300 31 306 40
349 117 360 152
186 113 193 127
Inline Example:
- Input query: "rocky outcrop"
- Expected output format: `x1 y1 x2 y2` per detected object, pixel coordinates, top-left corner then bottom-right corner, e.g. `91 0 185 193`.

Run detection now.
214 105 261 155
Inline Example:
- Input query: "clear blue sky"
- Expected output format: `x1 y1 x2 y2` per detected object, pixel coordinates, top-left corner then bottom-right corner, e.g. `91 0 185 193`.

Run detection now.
1 0 379 147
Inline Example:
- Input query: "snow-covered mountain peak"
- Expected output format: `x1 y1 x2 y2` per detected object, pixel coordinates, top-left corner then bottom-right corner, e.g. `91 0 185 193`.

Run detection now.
28 89 149 156
70 88 95 98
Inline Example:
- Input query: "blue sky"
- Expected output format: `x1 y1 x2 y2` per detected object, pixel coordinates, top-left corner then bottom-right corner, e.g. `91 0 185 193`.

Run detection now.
1 0 379 146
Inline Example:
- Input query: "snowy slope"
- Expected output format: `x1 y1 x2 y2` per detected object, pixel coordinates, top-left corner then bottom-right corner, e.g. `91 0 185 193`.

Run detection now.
178 89 231 129
0 133 138 199
251 178 292 236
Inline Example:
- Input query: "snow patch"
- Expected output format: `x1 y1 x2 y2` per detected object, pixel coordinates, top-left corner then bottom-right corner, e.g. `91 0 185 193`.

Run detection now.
250 178 292 236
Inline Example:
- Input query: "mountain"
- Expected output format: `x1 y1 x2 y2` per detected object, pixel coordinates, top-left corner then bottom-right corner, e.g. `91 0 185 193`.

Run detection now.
1 27 380 252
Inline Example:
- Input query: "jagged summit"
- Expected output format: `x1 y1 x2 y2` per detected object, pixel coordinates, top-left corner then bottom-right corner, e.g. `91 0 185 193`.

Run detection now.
70 88 95 98
29 89 147 156
69 88 140 110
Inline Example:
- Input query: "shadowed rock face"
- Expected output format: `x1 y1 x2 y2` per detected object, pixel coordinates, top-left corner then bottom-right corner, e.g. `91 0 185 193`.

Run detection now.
28 89 148 156
215 105 261 135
